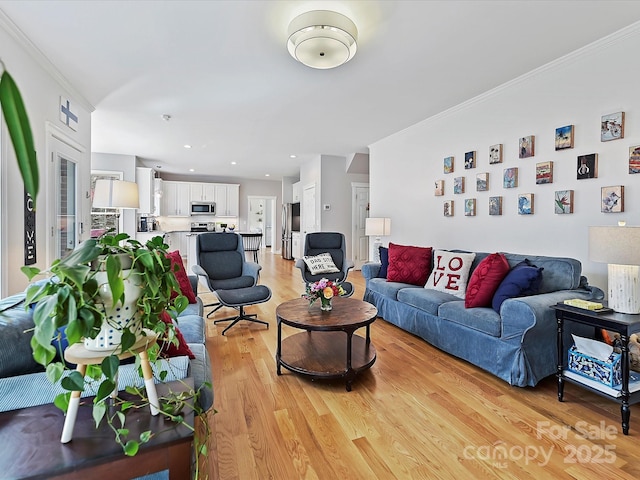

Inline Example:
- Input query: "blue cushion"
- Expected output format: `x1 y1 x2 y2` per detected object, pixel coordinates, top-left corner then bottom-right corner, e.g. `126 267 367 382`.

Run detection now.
492 260 544 313
378 246 389 278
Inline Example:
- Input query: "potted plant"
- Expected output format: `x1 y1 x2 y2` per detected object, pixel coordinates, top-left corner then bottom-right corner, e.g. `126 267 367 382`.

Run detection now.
21 232 208 458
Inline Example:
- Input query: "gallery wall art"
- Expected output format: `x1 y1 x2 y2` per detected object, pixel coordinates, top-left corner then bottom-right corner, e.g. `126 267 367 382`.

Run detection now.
518 194 534 215
577 153 597 179
489 196 502 216
476 173 489 191
503 167 518 188
444 156 454 173
434 180 444 196
444 200 454 217
464 151 476 169
555 125 574 150
601 185 624 213
629 145 640 174
519 135 535 158
601 112 624 142
554 190 574 214
465 198 476 216
535 161 553 184
489 144 503 164
454 177 465 194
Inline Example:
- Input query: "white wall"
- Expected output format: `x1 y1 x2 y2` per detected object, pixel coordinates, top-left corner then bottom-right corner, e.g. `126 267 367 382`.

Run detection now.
1 16 92 295
369 24 640 296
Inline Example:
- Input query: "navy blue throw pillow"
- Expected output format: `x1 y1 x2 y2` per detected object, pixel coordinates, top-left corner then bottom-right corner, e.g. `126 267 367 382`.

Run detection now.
491 260 544 313
379 246 389 278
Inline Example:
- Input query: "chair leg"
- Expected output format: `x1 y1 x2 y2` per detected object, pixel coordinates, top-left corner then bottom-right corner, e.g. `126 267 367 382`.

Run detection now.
214 305 269 336
205 302 224 318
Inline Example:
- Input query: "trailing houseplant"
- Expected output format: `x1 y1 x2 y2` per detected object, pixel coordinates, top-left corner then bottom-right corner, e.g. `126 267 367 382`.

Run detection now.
21 233 210 459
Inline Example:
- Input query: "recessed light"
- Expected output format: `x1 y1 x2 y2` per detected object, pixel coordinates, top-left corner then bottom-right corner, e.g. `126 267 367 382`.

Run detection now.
231 161 237 165
189 168 195 172
265 173 270 177
290 154 297 159
184 144 192 149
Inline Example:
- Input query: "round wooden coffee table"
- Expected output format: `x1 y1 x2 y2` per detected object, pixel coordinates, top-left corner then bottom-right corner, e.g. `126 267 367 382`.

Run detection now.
275 296 378 391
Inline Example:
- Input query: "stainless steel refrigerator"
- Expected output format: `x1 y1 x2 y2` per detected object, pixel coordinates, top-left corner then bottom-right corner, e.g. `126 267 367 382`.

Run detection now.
281 202 300 260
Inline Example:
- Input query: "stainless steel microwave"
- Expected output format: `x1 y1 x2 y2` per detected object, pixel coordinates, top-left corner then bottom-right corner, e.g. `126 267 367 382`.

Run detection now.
190 202 216 215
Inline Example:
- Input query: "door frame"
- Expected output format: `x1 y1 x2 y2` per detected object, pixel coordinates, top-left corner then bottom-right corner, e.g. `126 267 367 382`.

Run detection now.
246 195 277 251
351 182 370 270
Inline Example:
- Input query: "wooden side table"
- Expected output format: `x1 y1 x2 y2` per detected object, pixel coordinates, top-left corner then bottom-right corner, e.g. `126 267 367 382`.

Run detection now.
61 330 159 443
553 303 640 435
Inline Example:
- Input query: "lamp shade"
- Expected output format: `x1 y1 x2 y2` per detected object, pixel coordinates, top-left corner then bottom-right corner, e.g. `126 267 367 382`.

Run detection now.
93 179 139 209
589 226 640 265
287 10 358 69
365 218 391 237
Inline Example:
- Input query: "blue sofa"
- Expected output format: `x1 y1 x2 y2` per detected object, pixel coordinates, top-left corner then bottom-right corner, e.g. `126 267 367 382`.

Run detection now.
362 251 602 387
0 276 213 412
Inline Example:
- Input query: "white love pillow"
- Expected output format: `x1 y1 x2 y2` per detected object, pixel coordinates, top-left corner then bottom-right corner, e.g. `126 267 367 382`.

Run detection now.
424 250 476 299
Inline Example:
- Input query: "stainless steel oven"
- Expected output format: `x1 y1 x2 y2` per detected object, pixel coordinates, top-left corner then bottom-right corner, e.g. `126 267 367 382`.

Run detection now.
190 202 216 215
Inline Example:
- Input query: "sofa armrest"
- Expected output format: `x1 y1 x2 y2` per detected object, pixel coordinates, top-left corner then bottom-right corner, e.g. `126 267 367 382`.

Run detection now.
362 262 381 281
500 289 592 341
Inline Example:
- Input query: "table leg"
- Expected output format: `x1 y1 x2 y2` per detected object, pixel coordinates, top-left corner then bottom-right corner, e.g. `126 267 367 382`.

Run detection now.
621 333 631 435
345 330 354 392
140 350 160 416
556 316 564 402
61 363 87 443
276 318 282 375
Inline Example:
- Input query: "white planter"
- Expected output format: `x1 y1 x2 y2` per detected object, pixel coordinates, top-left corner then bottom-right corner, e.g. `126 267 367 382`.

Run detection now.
84 256 144 351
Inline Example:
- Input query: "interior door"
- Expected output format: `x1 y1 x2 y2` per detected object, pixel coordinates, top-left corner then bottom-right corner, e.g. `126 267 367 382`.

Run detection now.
353 185 370 269
302 184 316 248
55 153 79 259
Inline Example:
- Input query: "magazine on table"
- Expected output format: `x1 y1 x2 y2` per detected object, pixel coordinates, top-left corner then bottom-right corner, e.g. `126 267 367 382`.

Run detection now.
564 369 640 397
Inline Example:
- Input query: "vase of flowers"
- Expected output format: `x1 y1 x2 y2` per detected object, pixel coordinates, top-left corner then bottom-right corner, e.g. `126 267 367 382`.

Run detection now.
304 278 346 312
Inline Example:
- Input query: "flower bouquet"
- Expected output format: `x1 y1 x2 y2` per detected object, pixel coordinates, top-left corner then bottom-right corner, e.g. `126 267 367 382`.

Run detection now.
304 278 346 311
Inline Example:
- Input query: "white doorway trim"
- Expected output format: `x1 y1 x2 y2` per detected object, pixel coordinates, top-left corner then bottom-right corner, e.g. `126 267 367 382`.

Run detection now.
247 195 277 252
351 182 369 270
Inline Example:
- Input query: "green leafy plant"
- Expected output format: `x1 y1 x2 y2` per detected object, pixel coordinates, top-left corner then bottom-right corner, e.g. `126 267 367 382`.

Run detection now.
0 60 39 207
21 233 212 460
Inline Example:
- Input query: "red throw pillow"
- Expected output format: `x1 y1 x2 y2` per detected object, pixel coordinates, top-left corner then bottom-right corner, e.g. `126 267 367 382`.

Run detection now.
386 243 432 286
166 250 197 304
465 253 510 308
158 311 195 359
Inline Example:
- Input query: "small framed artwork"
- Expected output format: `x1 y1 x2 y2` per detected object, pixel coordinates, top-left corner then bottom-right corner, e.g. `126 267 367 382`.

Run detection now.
555 125 574 150
577 153 597 179
489 144 503 164
518 194 534 215
434 180 444 196
444 200 454 217
503 167 518 188
464 151 476 169
464 199 476 216
489 196 502 216
476 173 489 191
554 190 574 214
601 185 624 213
601 112 624 142
629 145 640 174
535 161 553 184
454 177 465 194
519 135 535 158
444 156 454 173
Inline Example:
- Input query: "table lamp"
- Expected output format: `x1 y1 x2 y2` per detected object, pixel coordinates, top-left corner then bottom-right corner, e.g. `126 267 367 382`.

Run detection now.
93 179 140 209
365 217 391 262
589 225 640 314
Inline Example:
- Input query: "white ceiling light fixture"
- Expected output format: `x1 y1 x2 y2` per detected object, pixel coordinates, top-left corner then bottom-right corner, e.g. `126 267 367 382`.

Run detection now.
287 10 358 70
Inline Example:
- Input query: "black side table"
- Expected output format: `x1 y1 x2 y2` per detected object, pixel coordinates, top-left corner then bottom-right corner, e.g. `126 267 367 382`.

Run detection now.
553 303 640 435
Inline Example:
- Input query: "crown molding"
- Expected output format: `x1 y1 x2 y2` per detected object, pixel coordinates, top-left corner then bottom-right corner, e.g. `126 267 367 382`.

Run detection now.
417 21 640 127
0 8 94 112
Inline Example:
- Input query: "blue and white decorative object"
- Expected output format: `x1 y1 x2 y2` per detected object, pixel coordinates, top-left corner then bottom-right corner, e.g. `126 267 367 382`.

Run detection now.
568 346 622 387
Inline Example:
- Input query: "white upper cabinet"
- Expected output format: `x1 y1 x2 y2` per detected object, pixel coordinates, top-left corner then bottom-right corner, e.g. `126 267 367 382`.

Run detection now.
135 167 155 214
214 184 239 217
162 181 190 216
292 181 301 203
189 182 216 202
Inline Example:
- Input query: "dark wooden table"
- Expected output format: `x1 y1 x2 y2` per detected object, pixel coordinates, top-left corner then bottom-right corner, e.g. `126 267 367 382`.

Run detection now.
554 303 640 435
0 380 194 479
275 296 378 391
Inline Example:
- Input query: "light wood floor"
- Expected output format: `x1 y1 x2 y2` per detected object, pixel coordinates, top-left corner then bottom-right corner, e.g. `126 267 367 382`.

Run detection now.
199 249 640 479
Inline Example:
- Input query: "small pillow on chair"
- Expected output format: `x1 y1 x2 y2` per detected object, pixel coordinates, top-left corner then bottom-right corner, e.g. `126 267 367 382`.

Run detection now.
303 253 340 275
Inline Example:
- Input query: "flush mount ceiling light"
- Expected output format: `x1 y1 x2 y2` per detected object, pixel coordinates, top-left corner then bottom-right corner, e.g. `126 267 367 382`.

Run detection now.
287 10 358 69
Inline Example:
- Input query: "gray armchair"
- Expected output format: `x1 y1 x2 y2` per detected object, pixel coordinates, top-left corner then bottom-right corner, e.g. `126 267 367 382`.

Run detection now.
192 232 271 334
294 232 355 297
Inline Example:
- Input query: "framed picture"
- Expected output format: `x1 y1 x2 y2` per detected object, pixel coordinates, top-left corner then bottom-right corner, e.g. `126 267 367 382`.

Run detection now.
535 161 553 184
464 151 476 169
601 112 624 142
434 180 444 196
518 194 534 215
554 190 574 214
503 167 518 188
444 156 454 173
464 198 476 216
489 144 503 164
444 200 454 217
577 153 597 179
519 135 535 158
601 185 624 213
489 196 502 216
555 125 574 150
476 173 489 191
629 145 640 174
454 177 465 194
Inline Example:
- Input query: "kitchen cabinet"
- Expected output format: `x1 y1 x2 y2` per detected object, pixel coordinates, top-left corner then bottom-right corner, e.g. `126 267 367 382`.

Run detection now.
166 231 190 262
135 167 155 214
292 181 301 203
292 232 302 260
214 184 239 217
162 181 190 216
190 182 215 202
